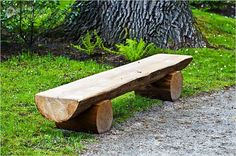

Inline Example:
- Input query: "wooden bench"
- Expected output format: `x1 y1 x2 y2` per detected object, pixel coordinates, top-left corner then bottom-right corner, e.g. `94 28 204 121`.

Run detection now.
35 54 192 133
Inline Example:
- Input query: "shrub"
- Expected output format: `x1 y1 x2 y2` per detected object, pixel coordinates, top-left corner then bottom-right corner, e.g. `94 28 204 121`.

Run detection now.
190 0 235 10
1 0 73 48
115 39 157 62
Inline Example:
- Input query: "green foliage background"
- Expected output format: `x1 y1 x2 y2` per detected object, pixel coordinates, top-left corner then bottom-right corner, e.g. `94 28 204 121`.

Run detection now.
1 0 74 46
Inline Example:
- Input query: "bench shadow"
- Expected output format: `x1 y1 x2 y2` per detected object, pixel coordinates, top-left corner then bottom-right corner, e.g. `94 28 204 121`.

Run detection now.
112 91 161 123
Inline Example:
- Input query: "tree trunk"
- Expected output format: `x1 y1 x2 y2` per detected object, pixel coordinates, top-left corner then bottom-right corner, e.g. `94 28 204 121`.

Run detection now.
64 0 206 49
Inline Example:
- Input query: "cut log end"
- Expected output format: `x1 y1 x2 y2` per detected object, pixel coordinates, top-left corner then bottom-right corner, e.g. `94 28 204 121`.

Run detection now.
35 95 79 123
135 71 183 101
55 100 113 134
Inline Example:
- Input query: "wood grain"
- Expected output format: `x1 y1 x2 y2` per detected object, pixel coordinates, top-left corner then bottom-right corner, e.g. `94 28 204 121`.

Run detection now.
56 100 113 134
35 54 192 122
135 71 183 101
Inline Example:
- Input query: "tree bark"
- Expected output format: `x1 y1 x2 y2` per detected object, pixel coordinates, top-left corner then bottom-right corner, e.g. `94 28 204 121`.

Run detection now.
64 0 206 49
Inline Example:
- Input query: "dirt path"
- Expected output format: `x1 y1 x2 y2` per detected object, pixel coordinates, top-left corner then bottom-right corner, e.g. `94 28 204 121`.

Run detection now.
82 87 236 156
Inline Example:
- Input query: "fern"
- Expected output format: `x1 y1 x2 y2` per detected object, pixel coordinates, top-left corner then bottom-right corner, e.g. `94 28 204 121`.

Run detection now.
72 32 159 60
116 38 157 62
72 31 103 55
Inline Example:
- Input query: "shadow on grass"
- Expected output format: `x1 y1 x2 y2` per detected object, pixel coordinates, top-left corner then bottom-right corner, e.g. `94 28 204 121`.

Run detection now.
112 91 161 123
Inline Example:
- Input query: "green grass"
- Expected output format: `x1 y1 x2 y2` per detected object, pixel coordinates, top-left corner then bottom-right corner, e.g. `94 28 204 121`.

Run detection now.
0 54 111 155
193 9 236 49
1 10 236 155
168 48 235 96
0 53 160 155
146 9 236 96
182 10 236 95
112 92 160 123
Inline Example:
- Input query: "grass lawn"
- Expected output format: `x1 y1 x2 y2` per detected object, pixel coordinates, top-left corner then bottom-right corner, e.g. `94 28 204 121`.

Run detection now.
0 54 160 155
1 10 235 155
193 9 236 50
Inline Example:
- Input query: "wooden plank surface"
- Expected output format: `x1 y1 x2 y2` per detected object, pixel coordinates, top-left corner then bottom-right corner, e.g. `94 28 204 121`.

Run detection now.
35 54 192 122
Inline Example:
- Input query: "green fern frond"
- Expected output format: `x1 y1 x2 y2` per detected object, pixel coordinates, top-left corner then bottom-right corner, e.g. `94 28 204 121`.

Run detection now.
116 38 157 62
72 30 105 55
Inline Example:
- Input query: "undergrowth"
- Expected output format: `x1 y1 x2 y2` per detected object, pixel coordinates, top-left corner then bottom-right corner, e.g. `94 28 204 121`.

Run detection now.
72 31 103 55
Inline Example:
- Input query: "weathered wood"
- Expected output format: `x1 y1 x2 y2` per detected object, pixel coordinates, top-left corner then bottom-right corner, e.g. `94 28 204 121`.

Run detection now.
35 54 192 122
56 100 112 134
135 71 183 101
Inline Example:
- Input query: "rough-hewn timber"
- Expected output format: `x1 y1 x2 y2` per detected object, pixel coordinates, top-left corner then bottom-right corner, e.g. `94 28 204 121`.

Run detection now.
64 0 206 48
35 54 192 123
56 100 113 134
135 71 183 101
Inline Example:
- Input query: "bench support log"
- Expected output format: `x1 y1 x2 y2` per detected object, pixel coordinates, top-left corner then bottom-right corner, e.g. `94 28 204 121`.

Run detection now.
135 71 183 101
56 100 113 134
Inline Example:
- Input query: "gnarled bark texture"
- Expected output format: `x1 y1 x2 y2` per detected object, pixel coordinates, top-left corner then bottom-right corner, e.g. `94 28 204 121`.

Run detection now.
64 0 206 49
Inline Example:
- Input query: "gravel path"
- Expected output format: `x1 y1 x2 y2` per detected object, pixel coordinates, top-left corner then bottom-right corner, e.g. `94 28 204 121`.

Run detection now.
82 87 236 156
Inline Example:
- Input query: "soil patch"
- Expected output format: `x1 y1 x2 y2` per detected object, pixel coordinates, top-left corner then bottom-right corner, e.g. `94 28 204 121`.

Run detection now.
1 41 128 67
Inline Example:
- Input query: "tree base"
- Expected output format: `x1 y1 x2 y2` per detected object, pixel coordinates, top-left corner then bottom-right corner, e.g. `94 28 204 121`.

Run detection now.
56 100 113 134
135 71 183 101
64 1 207 49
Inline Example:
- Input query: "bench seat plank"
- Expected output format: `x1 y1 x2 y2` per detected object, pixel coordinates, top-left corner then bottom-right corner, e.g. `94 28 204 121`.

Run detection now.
35 54 192 122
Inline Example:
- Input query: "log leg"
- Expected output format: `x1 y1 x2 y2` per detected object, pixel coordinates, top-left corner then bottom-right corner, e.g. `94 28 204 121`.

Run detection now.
135 71 183 101
56 100 113 134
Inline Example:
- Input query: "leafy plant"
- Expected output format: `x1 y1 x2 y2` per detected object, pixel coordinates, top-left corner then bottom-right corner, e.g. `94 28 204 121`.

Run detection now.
72 31 103 55
115 38 157 61
190 0 235 10
1 0 73 48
